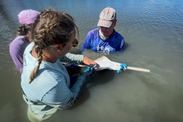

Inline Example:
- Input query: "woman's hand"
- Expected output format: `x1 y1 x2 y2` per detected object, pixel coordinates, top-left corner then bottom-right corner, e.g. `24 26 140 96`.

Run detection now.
83 56 96 66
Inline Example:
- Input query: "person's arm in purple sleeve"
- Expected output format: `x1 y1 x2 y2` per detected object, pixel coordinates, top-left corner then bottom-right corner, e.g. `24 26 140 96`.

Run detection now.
9 42 24 73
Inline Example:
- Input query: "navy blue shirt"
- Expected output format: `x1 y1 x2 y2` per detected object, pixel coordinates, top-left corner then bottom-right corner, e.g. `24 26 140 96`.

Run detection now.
81 28 125 53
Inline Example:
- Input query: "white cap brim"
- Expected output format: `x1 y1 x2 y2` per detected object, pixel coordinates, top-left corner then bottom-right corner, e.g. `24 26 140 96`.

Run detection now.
97 19 112 28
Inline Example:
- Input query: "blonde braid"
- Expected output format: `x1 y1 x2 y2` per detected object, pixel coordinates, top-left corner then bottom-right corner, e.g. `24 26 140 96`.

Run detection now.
29 46 43 83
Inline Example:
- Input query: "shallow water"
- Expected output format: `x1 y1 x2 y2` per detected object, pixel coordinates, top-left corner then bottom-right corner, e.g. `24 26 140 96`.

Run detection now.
0 0 183 122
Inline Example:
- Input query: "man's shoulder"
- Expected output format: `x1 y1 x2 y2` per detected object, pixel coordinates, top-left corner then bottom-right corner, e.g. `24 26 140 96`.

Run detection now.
86 28 99 40
114 31 124 38
88 28 98 34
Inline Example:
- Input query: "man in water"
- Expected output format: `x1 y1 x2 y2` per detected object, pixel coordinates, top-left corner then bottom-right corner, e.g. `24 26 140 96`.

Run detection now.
81 6 125 54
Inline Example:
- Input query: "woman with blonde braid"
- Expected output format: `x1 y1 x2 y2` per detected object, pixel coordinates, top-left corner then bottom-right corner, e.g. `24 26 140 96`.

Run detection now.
21 9 95 122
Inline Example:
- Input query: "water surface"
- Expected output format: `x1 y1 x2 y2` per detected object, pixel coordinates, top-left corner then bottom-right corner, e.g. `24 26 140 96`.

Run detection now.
0 0 183 122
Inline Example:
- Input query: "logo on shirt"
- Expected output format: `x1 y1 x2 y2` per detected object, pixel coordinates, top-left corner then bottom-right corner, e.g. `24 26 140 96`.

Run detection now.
97 45 110 55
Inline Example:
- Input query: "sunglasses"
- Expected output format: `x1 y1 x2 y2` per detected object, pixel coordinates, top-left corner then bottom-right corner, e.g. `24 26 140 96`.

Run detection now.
62 39 78 47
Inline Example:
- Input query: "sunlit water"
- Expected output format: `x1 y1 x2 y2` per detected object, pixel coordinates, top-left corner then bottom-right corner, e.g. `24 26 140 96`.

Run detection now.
0 0 183 122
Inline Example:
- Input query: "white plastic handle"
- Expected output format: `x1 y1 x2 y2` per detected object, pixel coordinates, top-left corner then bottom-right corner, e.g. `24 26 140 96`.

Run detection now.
127 66 150 72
